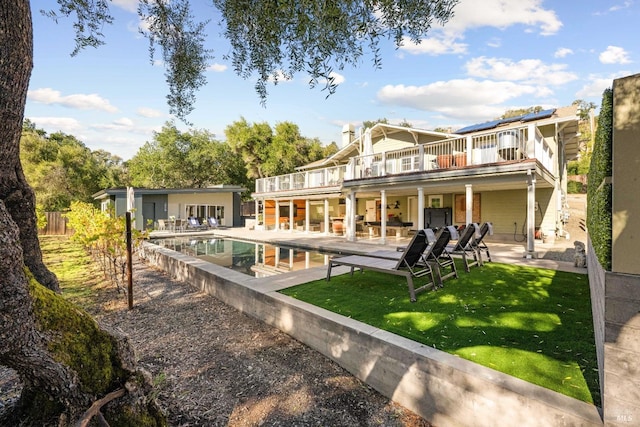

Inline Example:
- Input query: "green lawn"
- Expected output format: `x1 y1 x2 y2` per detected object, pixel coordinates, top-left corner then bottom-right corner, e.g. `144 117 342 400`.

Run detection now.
280 261 600 405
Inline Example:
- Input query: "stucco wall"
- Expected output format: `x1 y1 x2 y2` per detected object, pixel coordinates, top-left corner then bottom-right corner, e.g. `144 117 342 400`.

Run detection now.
612 73 640 275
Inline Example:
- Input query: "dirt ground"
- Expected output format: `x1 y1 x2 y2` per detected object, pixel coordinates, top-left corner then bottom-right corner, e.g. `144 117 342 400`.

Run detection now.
0 258 432 426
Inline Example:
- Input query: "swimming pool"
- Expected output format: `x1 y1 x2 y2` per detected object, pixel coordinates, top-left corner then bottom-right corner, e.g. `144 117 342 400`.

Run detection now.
148 236 334 277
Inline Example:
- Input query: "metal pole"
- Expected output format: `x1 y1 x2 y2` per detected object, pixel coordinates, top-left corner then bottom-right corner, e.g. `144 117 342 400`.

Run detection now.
126 211 133 309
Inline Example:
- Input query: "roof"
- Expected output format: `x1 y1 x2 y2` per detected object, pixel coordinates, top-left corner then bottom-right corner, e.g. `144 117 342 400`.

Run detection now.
455 108 558 134
93 185 247 200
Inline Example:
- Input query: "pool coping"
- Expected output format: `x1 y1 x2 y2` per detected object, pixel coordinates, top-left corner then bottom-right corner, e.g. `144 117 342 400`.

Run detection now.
141 241 603 426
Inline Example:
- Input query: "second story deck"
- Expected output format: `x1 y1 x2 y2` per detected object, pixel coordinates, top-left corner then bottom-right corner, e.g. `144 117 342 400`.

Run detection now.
255 125 555 196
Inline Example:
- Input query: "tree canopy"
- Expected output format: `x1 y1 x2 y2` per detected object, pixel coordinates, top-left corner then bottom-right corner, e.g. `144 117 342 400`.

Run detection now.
1 0 459 424
127 121 250 189
20 121 126 211
225 118 338 180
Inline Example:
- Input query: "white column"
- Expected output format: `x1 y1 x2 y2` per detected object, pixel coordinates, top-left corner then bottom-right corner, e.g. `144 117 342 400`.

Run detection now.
289 199 294 233
254 199 259 228
305 199 310 233
381 190 387 244
417 188 425 229
324 199 330 235
347 192 357 241
465 184 473 225
525 170 537 257
275 201 280 231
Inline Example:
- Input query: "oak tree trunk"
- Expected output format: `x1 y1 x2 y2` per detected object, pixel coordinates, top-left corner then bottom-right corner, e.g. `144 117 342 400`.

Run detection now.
0 2 164 424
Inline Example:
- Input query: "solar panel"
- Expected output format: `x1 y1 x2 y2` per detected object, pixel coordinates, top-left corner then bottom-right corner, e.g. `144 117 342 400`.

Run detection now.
521 108 556 122
455 119 502 134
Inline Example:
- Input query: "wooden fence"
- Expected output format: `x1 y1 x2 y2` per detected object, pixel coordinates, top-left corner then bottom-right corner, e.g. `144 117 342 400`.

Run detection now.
39 212 73 236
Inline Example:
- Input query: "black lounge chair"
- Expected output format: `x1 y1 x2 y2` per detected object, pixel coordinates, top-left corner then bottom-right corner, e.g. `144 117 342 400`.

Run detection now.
446 224 481 272
207 216 219 229
423 228 458 284
371 228 458 287
471 222 493 263
326 229 436 302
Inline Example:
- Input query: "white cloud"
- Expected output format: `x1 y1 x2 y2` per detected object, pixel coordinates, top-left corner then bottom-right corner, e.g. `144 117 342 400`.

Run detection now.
376 79 543 121
328 71 345 85
440 0 562 36
599 46 631 64
399 0 561 58
400 36 467 55
465 57 578 85
207 63 228 72
26 116 83 133
137 107 163 118
554 47 573 58
28 88 118 113
609 1 633 12
575 72 630 98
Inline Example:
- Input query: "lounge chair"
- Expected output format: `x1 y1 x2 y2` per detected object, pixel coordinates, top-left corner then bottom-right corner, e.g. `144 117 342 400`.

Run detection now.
326 229 436 302
372 228 458 287
207 216 219 229
471 222 493 263
424 228 458 284
186 217 207 231
446 224 481 272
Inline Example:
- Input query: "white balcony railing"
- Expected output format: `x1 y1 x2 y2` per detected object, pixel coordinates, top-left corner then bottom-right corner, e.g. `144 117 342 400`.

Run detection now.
254 125 555 194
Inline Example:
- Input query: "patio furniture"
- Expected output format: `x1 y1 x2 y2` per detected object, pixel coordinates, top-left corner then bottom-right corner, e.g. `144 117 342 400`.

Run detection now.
373 227 458 287
446 224 481 272
207 217 219 229
326 229 436 302
471 222 493 264
157 219 167 231
186 217 207 231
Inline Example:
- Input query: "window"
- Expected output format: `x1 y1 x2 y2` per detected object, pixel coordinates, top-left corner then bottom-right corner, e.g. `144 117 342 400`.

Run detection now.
427 195 443 208
185 204 225 223
401 156 420 172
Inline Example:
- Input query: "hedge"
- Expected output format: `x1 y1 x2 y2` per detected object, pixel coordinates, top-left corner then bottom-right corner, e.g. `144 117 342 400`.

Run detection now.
586 88 613 270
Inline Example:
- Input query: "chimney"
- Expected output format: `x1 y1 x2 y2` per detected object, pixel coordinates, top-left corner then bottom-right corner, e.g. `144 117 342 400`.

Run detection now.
341 124 355 147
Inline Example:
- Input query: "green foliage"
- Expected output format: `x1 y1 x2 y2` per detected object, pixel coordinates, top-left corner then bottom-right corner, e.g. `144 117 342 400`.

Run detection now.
43 1 458 119
64 201 147 292
282 262 598 404
127 121 250 190
138 0 210 122
20 123 126 211
500 106 542 119
362 118 389 129
587 89 613 270
214 0 458 102
567 180 586 194
225 118 331 179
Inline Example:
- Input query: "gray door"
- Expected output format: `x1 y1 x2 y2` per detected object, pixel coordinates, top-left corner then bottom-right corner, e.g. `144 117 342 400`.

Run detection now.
143 202 156 229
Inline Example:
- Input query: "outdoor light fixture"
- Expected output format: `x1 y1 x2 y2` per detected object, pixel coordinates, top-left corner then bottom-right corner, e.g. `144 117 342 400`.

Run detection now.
394 201 400 209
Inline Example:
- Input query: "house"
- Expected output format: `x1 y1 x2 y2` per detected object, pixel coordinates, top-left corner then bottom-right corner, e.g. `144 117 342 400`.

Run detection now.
252 106 580 256
93 185 247 230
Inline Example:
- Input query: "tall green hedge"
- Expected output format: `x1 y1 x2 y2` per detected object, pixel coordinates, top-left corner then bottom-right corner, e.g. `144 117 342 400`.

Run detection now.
587 88 613 270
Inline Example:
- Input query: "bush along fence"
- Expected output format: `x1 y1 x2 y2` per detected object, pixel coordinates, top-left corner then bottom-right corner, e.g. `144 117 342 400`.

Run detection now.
587 88 613 271
64 201 148 294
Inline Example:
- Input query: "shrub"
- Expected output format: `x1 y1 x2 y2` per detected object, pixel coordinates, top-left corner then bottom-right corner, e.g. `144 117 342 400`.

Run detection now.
587 88 613 270
567 180 586 194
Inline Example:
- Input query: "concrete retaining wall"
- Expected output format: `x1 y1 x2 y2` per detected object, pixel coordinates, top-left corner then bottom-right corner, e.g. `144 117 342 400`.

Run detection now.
143 243 602 427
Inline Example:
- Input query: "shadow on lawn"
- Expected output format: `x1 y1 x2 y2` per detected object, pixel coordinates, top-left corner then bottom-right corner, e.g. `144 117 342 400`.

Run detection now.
281 261 600 405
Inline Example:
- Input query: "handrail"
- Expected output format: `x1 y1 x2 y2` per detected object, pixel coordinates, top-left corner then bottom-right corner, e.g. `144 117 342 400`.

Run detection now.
254 125 558 194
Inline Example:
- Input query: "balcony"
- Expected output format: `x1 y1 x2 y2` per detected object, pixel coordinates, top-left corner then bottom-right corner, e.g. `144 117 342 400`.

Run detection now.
254 125 553 195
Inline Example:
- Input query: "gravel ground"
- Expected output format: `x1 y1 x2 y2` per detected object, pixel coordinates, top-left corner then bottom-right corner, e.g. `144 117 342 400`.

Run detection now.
0 258 431 427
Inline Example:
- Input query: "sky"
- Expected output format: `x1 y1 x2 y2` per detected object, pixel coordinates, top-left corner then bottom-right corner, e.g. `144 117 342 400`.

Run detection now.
26 0 637 161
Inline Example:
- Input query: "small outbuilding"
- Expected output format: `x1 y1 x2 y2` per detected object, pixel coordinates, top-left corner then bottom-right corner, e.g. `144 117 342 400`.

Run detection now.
93 185 247 230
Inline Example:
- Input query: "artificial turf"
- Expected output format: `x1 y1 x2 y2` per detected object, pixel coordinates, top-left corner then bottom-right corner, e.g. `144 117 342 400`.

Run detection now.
279 260 600 405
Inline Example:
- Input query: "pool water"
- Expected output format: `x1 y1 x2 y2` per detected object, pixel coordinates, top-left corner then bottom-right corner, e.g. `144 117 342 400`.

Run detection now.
148 236 333 277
